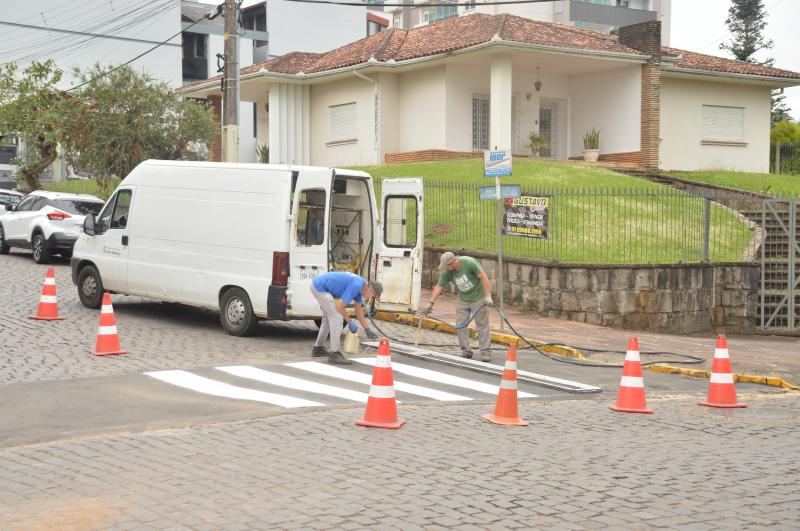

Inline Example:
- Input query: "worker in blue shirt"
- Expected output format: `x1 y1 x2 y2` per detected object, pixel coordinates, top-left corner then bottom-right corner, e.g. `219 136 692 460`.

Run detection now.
310 272 383 364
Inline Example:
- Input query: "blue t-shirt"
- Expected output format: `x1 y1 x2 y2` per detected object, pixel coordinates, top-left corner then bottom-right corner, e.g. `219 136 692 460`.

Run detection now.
312 272 365 305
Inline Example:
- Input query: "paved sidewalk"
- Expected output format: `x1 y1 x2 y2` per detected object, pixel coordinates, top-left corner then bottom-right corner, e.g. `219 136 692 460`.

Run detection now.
422 289 800 388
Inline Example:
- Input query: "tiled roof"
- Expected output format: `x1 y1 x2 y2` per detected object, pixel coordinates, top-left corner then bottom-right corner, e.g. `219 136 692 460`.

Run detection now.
181 13 800 90
662 46 800 80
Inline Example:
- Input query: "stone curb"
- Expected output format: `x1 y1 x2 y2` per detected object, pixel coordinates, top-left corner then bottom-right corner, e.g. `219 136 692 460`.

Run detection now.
647 364 800 391
374 312 800 391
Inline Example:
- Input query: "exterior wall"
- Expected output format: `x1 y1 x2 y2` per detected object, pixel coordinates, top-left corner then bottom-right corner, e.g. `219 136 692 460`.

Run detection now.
397 66 447 152
569 66 641 158
379 73 400 158
267 3 366 58
309 77 375 167
660 77 772 172
424 248 759 335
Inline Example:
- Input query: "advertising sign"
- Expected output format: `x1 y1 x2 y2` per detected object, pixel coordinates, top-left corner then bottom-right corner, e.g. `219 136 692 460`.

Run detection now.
484 150 512 177
503 195 548 239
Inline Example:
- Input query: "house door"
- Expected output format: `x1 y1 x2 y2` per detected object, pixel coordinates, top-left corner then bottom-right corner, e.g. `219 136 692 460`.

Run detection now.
539 104 557 159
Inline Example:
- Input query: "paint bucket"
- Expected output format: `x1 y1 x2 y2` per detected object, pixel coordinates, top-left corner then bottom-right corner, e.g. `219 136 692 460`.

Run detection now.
342 329 360 356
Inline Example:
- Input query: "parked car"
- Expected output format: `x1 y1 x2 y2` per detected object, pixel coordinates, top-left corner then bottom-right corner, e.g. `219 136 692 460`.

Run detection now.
0 190 104 263
0 189 23 214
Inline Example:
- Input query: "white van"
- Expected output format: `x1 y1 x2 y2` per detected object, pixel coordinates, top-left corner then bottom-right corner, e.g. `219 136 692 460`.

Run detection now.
71 160 423 336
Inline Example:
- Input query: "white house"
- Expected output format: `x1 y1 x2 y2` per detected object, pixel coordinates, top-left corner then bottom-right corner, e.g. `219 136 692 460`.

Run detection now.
181 13 800 173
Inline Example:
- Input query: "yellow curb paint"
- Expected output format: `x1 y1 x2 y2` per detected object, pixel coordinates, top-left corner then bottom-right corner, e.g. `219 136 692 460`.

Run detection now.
648 364 800 391
374 312 586 360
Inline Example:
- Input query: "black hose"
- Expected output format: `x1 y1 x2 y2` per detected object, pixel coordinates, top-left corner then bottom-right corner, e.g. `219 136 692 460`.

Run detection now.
368 305 706 369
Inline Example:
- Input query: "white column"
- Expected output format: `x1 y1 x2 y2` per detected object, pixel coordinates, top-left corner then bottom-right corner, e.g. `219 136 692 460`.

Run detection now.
268 83 310 165
490 54 512 152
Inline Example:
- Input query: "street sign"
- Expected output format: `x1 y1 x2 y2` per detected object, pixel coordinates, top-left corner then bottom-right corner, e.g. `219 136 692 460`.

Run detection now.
479 184 521 201
484 150 512 177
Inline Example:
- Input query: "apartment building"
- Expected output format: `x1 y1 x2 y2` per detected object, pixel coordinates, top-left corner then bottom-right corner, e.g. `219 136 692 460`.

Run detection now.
386 0 671 45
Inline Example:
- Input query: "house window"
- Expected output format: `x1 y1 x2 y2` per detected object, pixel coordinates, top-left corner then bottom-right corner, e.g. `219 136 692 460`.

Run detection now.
329 102 357 143
472 95 490 151
464 1 476 11
422 9 430 23
701 105 745 144
393 15 401 28
431 5 458 22
367 20 386 35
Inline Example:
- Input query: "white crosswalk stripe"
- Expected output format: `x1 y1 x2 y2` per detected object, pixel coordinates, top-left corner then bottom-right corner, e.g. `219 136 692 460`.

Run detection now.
146 357 549 408
287 361 471 402
216 366 371 403
353 358 539 398
145 370 324 408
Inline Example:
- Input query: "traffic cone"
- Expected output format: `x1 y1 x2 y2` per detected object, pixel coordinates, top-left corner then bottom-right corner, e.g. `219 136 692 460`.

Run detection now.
610 337 653 414
483 344 528 426
699 335 747 409
356 338 405 429
28 267 64 321
91 293 127 356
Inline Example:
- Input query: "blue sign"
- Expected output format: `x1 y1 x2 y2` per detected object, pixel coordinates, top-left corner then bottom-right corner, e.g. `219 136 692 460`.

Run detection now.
479 185 521 201
484 150 512 177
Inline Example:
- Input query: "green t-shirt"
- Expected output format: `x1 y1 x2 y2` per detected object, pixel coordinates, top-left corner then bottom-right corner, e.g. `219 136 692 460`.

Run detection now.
437 256 485 303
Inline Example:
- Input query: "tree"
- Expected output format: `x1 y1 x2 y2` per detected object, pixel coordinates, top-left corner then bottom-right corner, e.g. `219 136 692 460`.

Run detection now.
719 0 791 124
62 64 215 193
770 119 800 144
0 60 64 190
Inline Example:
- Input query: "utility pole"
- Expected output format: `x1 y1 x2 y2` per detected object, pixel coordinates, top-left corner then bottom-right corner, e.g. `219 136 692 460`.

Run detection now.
222 0 240 162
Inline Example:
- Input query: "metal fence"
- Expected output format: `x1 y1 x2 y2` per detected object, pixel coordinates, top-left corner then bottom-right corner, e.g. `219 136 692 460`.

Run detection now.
771 141 800 175
417 181 759 264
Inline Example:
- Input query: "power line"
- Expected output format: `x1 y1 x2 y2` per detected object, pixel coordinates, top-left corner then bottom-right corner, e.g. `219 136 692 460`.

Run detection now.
66 10 215 92
0 20 183 47
282 0 556 6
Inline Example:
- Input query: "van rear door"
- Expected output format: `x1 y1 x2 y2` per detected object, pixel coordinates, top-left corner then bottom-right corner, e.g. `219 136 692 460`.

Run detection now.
376 178 423 312
288 168 333 316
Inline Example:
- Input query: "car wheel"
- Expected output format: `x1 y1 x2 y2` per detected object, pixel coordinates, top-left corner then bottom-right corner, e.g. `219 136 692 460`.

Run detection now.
77 265 104 309
0 226 9 255
220 287 259 337
32 233 50 264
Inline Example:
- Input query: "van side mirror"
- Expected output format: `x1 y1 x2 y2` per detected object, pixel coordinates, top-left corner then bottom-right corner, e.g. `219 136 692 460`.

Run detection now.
83 214 96 236
6 204 16 212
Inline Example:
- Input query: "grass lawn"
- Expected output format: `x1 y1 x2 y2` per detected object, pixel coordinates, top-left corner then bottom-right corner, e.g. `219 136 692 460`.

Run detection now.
667 170 800 197
354 159 753 264
46 159 754 264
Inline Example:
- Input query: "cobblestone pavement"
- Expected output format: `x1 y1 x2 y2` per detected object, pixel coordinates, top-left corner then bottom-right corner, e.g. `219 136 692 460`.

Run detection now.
0 393 798 529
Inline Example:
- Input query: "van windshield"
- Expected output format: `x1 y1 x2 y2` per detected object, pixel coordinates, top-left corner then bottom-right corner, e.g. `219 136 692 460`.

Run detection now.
51 199 103 216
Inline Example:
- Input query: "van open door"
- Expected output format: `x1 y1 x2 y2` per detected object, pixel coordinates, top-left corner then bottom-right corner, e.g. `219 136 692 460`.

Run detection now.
288 168 333 317
375 178 423 312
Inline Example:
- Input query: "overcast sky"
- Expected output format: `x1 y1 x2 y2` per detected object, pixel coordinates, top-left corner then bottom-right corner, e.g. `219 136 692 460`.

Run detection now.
670 0 800 120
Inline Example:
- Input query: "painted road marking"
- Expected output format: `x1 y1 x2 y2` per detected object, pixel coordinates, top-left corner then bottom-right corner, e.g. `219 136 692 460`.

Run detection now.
287 362 471 402
352 358 538 398
145 370 324 408
216 366 370 403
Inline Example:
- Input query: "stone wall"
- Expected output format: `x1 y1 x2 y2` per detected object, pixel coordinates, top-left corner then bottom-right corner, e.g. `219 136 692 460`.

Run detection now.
424 247 759 335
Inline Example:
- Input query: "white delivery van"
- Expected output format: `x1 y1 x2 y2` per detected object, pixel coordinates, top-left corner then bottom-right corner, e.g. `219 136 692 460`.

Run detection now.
71 160 423 336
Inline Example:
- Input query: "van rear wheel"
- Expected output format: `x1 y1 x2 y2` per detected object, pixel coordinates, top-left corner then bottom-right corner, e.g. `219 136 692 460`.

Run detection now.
220 287 259 336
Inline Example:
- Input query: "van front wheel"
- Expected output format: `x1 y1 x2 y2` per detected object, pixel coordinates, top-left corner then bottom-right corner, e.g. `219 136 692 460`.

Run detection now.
220 287 259 336
78 265 104 309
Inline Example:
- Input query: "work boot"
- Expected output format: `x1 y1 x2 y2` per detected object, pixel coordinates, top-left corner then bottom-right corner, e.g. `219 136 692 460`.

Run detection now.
328 351 353 365
480 352 492 363
311 346 328 357
461 350 473 359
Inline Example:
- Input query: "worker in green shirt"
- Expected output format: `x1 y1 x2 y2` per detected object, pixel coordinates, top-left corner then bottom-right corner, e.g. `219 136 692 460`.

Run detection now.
420 251 494 362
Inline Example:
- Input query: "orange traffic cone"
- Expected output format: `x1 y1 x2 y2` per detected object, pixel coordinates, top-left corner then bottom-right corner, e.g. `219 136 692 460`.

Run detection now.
91 293 127 356
29 267 64 321
483 344 528 426
356 338 405 429
610 337 653 414
699 335 747 409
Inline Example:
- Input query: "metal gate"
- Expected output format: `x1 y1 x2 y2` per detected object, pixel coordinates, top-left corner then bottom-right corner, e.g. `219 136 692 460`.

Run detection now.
760 199 798 332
